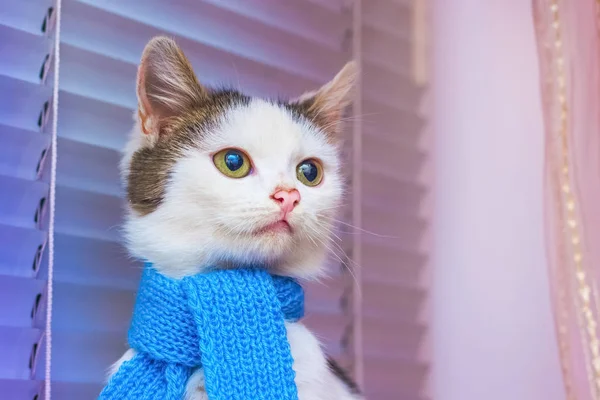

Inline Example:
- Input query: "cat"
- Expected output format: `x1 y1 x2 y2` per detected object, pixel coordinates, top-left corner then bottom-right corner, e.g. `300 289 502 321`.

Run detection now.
111 36 363 400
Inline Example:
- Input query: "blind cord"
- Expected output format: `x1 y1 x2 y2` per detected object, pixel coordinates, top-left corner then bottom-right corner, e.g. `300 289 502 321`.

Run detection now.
45 0 63 398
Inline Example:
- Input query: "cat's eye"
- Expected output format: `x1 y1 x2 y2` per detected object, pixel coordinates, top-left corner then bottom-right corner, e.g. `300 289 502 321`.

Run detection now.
296 159 323 187
213 148 252 178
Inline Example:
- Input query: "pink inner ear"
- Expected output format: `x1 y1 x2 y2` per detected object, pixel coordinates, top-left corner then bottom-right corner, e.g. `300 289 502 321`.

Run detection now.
138 108 151 135
136 64 155 136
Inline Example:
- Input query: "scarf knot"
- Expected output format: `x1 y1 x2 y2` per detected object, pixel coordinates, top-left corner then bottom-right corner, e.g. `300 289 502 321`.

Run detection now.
99 264 304 400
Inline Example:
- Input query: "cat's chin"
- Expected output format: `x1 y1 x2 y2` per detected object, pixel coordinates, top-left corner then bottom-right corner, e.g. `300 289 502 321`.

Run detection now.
253 220 292 236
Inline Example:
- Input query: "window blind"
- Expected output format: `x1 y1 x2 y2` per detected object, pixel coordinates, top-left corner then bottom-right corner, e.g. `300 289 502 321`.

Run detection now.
0 1 57 399
349 0 430 399
0 0 429 399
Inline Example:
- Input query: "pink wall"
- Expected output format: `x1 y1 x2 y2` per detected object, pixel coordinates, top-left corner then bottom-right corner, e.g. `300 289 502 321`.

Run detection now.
431 1 565 399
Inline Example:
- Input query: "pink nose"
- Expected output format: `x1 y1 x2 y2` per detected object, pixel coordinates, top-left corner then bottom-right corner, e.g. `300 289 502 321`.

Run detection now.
272 189 300 215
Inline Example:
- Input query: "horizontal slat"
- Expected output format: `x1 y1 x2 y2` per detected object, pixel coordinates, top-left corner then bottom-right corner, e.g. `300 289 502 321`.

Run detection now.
362 281 425 321
363 0 412 40
0 326 42 380
363 356 428 397
58 90 131 151
305 0 347 13
54 186 122 242
0 75 51 132
336 226 425 266
359 169 422 211
362 130 427 178
52 282 134 333
363 25 412 76
52 381 103 400
362 99 424 139
0 175 48 230
362 163 425 208
0 124 50 181
0 276 45 328
50 330 125 384
0 24 50 84
305 279 344 315
361 239 426 286
0 0 52 35
54 233 137 290
0 224 47 278
71 0 347 83
363 63 423 111
363 317 425 361
56 138 122 197
366 389 427 400
57 43 136 109
0 378 42 400
202 0 349 50
361 204 426 249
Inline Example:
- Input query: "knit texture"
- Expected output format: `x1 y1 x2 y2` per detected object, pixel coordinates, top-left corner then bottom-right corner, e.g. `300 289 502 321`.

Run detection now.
99 264 304 400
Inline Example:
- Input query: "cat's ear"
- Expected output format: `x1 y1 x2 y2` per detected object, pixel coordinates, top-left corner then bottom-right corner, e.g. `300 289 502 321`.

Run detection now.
137 36 207 137
293 61 357 136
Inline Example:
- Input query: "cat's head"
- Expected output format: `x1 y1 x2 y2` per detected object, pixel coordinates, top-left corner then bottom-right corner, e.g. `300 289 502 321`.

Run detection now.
121 36 356 279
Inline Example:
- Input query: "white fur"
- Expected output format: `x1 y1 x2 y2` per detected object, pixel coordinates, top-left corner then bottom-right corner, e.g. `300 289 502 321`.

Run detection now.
114 99 361 399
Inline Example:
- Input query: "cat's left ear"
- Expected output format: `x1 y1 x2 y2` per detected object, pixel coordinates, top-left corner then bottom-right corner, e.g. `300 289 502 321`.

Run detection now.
137 36 207 138
292 61 357 137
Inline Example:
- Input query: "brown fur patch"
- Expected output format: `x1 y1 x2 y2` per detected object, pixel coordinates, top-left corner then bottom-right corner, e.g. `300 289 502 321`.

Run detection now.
284 99 350 143
127 89 250 215
284 99 329 132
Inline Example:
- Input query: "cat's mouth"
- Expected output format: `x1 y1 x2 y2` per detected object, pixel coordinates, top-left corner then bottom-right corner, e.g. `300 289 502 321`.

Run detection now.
254 220 292 236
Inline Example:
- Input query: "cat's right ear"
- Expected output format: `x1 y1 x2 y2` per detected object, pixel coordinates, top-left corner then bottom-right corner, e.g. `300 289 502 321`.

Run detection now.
136 36 207 138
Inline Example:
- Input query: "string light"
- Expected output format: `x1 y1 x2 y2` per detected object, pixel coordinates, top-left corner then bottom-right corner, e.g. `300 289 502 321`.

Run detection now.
550 1 600 398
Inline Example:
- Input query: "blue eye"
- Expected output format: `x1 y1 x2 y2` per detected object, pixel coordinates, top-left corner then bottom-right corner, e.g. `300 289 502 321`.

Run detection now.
213 148 252 178
225 150 244 171
299 162 318 181
296 159 323 186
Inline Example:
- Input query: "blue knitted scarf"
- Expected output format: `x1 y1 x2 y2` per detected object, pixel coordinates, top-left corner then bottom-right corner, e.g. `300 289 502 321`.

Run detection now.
99 264 304 400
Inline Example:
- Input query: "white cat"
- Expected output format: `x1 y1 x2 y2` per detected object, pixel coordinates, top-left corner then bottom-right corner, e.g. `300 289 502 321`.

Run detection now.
111 36 363 400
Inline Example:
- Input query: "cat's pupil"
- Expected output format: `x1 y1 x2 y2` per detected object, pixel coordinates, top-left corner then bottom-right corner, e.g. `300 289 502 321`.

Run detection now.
224 151 243 171
299 161 318 182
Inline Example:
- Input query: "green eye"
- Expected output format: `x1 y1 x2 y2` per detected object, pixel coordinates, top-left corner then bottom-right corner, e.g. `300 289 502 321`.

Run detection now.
296 159 323 187
213 148 252 178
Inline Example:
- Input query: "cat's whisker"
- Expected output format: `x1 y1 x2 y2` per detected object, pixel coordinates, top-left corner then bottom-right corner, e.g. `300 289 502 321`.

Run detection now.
302 225 360 282
317 112 382 133
311 223 364 274
320 216 400 239
310 233 362 299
